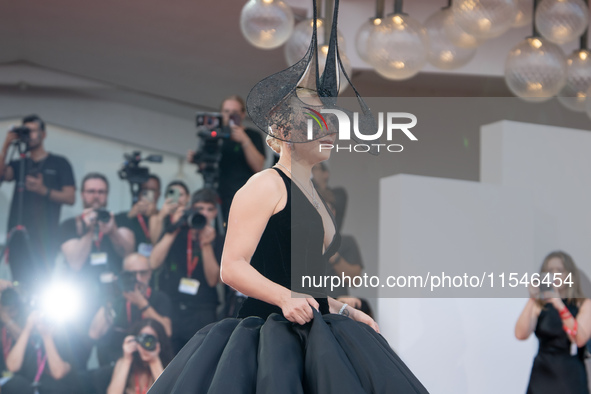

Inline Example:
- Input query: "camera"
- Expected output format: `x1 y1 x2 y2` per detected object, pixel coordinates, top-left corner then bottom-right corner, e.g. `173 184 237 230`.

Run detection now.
166 210 207 233
118 151 163 185
118 271 137 293
135 333 157 351
11 126 31 142
95 208 111 223
192 112 232 190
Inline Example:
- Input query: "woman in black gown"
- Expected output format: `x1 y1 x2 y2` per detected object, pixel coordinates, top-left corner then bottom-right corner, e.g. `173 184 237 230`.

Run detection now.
147 0 429 391
515 251 591 393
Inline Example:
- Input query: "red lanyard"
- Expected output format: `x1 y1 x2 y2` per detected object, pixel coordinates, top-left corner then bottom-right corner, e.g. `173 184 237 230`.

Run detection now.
136 215 150 240
126 288 152 324
94 231 104 250
2 327 12 360
186 232 199 278
34 347 47 384
134 372 148 394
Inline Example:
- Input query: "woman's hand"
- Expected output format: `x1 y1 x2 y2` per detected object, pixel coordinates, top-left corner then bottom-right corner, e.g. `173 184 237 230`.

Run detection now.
349 307 380 333
122 335 137 361
159 198 178 219
280 292 319 325
171 205 185 224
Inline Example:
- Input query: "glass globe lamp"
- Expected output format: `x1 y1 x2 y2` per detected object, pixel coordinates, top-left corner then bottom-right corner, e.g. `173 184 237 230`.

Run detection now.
535 0 589 45
366 13 429 80
240 0 294 50
504 37 567 102
284 18 346 66
443 10 483 49
425 9 477 70
453 0 518 39
356 18 383 64
558 50 591 112
512 0 533 28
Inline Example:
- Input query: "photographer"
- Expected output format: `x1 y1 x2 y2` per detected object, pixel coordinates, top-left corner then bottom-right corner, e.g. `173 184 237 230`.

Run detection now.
106 319 173 394
58 173 134 368
150 188 222 352
2 310 76 394
88 253 172 367
187 95 266 221
0 115 75 289
115 174 162 254
59 173 134 279
148 181 189 246
0 281 24 387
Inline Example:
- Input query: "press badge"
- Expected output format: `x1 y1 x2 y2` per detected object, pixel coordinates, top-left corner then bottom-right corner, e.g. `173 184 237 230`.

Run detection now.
138 243 153 257
90 252 108 265
179 278 200 295
571 342 578 356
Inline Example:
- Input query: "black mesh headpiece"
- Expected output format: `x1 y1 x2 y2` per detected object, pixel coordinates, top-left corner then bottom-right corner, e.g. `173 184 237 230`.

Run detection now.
246 0 379 154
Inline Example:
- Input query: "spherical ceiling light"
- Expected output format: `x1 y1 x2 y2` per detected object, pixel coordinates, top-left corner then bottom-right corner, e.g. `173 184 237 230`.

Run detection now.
535 0 589 45
443 10 483 49
366 13 429 80
504 37 567 102
452 0 518 39
425 8 477 70
240 0 295 50
558 50 591 111
356 18 383 64
284 18 346 66
512 0 533 28
317 44 354 93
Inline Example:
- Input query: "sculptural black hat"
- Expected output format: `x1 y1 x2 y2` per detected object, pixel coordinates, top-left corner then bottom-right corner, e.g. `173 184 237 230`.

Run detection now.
246 0 379 154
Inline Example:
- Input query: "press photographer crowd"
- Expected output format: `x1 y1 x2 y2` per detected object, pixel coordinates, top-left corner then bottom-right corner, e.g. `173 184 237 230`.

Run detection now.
0 96 370 394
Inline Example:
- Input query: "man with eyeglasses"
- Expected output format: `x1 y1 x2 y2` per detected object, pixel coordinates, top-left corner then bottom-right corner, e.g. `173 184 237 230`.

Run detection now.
58 172 134 367
0 115 75 289
88 253 172 366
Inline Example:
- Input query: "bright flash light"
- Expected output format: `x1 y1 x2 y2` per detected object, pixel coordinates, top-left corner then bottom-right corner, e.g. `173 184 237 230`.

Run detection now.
40 282 82 323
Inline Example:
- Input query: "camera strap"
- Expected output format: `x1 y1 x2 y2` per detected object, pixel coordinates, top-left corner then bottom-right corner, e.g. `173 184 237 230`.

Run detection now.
126 287 152 324
34 347 47 385
186 232 199 278
136 215 150 240
134 372 149 394
94 231 104 250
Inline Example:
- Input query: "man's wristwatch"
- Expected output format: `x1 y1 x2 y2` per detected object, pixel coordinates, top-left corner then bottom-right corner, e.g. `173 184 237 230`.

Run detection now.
139 304 150 313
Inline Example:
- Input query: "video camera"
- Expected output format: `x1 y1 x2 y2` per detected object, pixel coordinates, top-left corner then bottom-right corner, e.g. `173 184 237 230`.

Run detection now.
118 151 162 204
192 112 232 190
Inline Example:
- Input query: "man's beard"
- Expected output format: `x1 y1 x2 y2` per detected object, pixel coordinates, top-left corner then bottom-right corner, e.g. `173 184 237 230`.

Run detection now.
83 200 106 209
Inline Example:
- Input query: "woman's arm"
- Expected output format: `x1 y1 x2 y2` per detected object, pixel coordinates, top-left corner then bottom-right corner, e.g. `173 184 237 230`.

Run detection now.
221 170 319 325
5 315 34 373
107 336 136 394
41 333 71 380
515 298 540 340
551 298 591 347
149 231 178 270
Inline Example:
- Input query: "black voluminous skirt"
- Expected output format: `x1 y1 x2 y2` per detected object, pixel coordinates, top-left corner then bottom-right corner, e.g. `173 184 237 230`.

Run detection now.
148 310 429 394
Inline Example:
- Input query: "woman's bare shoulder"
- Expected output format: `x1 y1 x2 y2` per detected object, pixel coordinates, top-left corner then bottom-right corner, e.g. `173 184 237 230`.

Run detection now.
233 168 286 209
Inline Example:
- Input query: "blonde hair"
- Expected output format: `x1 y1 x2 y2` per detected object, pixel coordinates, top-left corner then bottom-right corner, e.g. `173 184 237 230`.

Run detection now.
266 130 282 154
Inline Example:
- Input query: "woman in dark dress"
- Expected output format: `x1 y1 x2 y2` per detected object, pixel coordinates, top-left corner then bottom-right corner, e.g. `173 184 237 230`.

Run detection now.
515 251 591 393
148 0 429 391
